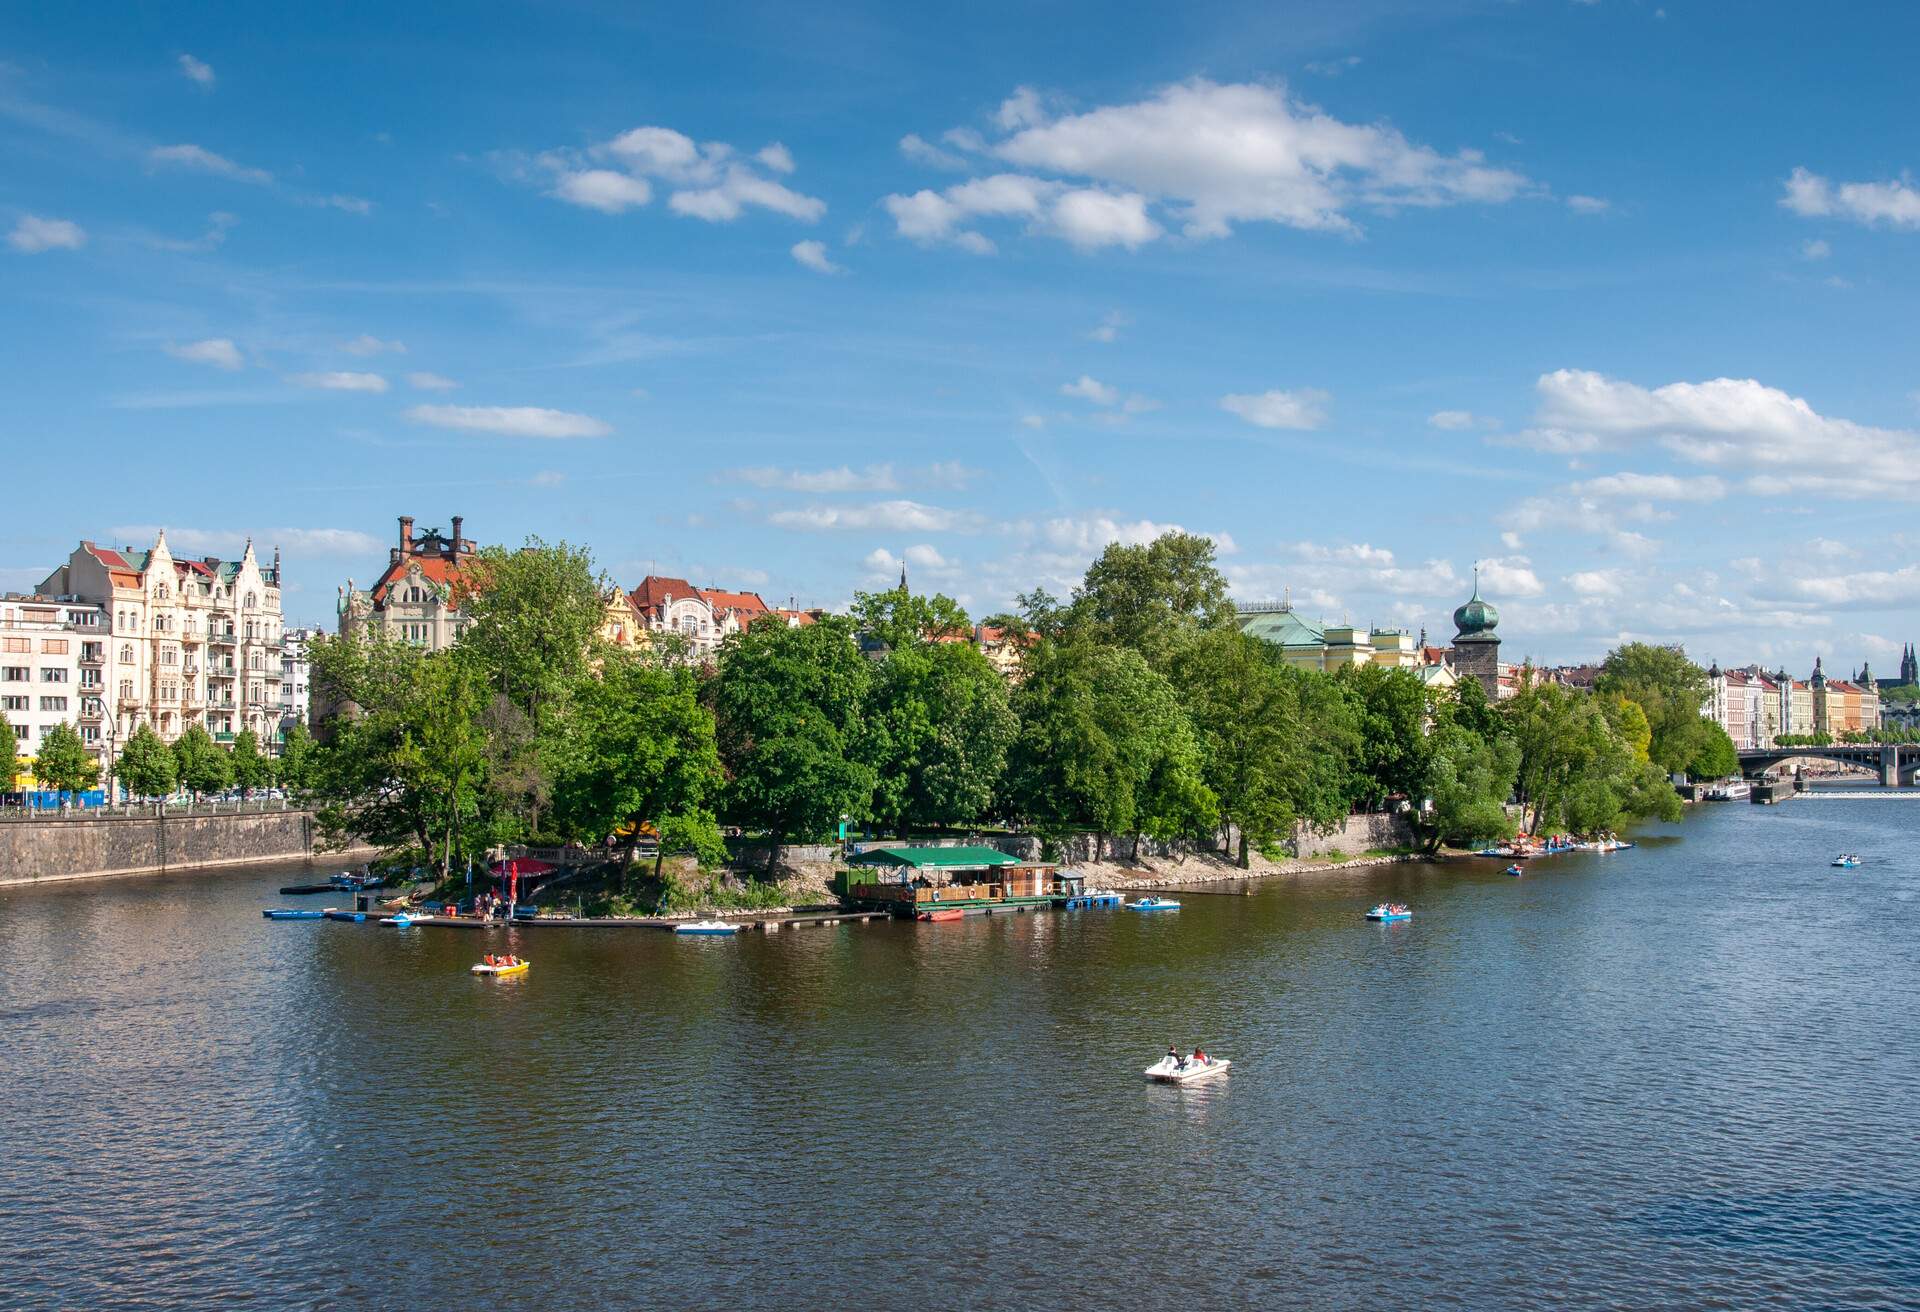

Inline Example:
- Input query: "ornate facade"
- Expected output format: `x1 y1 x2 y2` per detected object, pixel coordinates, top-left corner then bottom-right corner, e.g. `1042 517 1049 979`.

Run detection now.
339 515 476 650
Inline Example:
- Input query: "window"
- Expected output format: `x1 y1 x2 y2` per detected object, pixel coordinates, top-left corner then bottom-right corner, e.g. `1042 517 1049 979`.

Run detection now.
118 680 133 700
2 666 26 682
11 724 25 742
41 668 67 683
2 696 25 712
80 671 101 689
40 696 67 712
2 638 26 653
120 644 133 663
82 726 100 744
162 649 177 666
41 639 67 655
244 592 256 610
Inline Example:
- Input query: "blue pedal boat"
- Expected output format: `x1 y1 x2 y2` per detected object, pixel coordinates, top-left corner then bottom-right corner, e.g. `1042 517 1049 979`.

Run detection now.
1365 904 1411 922
1123 896 1180 912
324 910 368 923
263 908 327 920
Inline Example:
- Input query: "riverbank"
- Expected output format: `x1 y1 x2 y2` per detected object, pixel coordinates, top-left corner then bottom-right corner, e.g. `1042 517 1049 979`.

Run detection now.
1068 845 1436 891
0 807 378 886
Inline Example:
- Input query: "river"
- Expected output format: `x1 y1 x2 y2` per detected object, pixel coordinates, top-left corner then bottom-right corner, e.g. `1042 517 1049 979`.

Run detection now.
3 796 1917 1310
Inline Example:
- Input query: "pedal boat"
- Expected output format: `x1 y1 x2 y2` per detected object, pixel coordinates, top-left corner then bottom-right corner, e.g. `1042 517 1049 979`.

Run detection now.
673 919 739 936
1365 904 1411 922
471 958 530 976
1124 896 1181 912
1145 1055 1230 1084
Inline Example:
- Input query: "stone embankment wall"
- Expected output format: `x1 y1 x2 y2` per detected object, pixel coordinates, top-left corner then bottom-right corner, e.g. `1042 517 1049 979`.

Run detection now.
889 812 1418 866
0 811 372 886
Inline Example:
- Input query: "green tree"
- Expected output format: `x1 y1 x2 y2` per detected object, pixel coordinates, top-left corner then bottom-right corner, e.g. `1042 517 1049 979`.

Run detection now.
277 721 317 796
1171 628 1313 864
1005 639 1217 858
229 728 274 797
712 614 876 868
1068 531 1235 669
1504 681 1680 834
552 651 725 881
0 712 17 791
457 538 606 730
118 723 177 799
171 724 233 799
1688 719 1740 780
34 721 99 796
1419 721 1518 852
1336 662 1434 811
850 583 973 654
1596 643 1713 776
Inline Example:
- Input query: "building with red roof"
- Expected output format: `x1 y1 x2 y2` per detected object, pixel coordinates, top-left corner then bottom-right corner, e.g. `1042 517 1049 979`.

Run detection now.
339 515 477 652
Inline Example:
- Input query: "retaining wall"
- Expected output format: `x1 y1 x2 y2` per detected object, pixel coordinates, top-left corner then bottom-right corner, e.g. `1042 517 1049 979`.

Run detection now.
0 810 373 886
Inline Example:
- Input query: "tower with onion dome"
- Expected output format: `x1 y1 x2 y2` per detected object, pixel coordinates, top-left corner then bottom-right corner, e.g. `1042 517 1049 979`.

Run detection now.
1450 567 1502 699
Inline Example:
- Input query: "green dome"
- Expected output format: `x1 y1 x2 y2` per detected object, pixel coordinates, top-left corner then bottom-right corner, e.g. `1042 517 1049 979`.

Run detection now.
1454 576 1498 637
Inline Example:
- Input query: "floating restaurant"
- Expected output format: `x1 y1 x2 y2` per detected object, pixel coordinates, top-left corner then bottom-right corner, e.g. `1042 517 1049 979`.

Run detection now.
835 845 1093 915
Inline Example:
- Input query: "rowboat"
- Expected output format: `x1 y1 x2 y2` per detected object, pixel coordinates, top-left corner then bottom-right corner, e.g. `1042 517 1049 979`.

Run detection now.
263 908 329 920
1144 1055 1230 1084
916 907 965 922
1365 904 1411 922
471 958 529 976
674 919 739 936
1124 896 1181 912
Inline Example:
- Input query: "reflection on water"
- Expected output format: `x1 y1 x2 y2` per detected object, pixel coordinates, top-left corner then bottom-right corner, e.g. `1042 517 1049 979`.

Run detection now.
2 796 1918 1309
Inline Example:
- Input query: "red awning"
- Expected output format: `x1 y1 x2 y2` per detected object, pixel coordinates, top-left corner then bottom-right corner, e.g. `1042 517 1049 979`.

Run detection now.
490 857 557 877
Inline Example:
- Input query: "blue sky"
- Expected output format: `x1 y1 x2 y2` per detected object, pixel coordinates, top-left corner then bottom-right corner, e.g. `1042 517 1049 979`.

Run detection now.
5 0 1919 670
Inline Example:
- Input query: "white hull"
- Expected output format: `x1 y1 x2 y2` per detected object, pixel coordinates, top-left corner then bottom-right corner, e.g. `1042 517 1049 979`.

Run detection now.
1144 1057 1231 1084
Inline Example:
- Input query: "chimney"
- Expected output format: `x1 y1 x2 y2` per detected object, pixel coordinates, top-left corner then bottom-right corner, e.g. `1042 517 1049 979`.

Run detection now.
450 515 463 555
399 515 414 552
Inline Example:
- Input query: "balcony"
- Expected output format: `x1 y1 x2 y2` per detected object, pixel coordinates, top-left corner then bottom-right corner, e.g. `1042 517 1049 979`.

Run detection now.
80 652 104 667
181 632 200 645
78 706 103 722
213 731 234 743
208 632 236 647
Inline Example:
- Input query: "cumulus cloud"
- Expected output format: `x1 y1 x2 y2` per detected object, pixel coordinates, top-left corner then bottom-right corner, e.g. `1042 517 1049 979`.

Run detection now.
342 334 405 356
726 464 900 493
528 125 824 225
1568 472 1727 501
111 525 380 557
1477 556 1544 597
1565 569 1625 598
1533 368 1920 500
1566 194 1610 215
147 143 273 184
1781 166 1920 229
1776 564 1920 608
8 215 87 253
1060 375 1119 406
166 338 244 370
768 500 981 533
178 54 215 87
406 371 458 391
1221 388 1330 430
405 404 612 438
791 239 844 273
885 78 1527 254
291 371 388 393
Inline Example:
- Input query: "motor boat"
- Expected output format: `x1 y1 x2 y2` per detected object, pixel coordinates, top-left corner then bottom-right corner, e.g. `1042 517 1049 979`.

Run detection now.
385 912 425 927
1832 854 1863 868
1124 896 1180 912
916 907 964 922
673 919 739 936
1505 865 1525 877
471 958 529 976
1365 903 1411 922
1144 1054 1231 1084
1703 781 1752 801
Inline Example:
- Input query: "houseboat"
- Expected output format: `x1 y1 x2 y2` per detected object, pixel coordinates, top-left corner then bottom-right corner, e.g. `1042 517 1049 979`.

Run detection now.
837 845 1069 916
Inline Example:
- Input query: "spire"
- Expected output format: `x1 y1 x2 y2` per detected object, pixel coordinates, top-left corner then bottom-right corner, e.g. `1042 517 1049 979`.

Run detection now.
899 556 908 592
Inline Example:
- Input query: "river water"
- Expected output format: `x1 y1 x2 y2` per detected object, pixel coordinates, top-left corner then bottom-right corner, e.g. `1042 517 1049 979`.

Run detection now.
3 796 1917 1310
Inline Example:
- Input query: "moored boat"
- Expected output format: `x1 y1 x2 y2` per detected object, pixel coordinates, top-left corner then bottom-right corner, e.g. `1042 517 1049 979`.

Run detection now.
1365 903 1411 922
916 907 965 922
674 919 739 936
385 912 425 927
1144 1054 1230 1084
278 882 338 895
1124 896 1181 912
323 910 368 923
263 908 329 920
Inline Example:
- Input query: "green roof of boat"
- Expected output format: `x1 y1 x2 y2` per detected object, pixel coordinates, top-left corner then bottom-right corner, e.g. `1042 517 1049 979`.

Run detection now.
846 845 1021 868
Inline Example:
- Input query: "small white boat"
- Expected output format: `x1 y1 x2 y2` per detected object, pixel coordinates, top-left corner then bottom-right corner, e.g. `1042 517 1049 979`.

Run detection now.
674 919 739 936
1144 1055 1231 1084
1124 896 1181 912
1832 854 1862 869
1366 903 1412 922
386 912 424 927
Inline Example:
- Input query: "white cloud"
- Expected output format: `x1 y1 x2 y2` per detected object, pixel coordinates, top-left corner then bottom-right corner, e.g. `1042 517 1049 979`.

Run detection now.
1533 368 1920 500
1221 388 1330 430
1569 472 1727 501
1304 55 1363 76
1781 166 1920 229
405 404 612 438
1428 409 1475 430
178 54 215 87
1566 194 1609 215
8 215 87 253
900 133 969 170
166 338 244 370
924 461 979 490
791 239 844 273
768 500 980 533
1778 564 1920 608
147 143 273 184
1477 556 1544 597
727 464 899 493
291 371 388 393
756 143 795 174
342 334 405 356
1088 310 1129 343
110 525 380 557
552 169 653 213
406 371 459 391
312 193 374 216
1801 238 1831 260
1061 375 1119 406
888 78 1526 254
1565 569 1625 598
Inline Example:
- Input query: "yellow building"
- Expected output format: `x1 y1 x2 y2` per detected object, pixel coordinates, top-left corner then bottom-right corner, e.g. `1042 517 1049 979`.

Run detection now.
1235 602 1422 673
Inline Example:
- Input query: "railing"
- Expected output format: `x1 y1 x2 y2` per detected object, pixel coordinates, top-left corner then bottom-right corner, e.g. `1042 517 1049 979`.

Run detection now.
0 797 296 821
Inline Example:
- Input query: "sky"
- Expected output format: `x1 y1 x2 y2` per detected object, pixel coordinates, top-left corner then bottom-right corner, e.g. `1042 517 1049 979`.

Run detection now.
4 0 1919 671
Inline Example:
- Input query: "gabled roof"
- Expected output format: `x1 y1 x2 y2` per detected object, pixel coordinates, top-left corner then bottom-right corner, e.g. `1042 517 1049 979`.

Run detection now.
703 588 768 616
1236 606 1326 648
630 575 698 609
369 553 468 606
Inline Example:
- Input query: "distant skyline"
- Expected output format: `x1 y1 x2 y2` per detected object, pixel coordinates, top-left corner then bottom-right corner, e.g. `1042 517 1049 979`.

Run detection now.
5 1 1918 668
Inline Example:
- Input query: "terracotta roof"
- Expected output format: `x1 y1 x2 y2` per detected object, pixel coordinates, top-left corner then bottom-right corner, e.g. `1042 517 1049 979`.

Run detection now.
775 608 817 626
702 588 768 616
629 576 697 610
1421 645 1452 665
369 553 469 607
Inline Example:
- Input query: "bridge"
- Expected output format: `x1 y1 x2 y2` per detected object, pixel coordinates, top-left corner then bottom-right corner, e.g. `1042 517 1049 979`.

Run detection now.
1738 743 1920 788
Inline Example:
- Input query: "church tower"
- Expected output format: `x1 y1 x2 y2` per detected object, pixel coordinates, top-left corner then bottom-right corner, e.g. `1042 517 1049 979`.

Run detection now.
1450 568 1501 700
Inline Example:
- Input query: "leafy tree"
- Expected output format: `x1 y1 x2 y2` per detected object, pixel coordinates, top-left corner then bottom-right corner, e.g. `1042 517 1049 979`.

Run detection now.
1336 662 1433 811
1171 628 1313 864
171 724 232 799
1419 721 1518 852
854 592 1016 838
712 615 876 868
229 728 274 797
1688 719 1740 780
34 721 99 796
458 538 606 730
552 651 725 881
1068 531 1235 669
1504 681 1681 834
1282 664 1362 834
277 722 317 796
118 723 177 799
1005 639 1217 858
1596 643 1712 776
0 712 17 790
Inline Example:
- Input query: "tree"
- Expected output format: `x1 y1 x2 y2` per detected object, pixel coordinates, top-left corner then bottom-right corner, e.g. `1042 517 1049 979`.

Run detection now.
854 590 1016 839
712 615 876 868
277 722 317 796
1419 721 1518 852
1336 662 1434 812
552 651 725 881
1171 628 1313 864
34 721 99 796
0 712 17 791
118 723 177 800
1068 531 1236 669
229 729 274 797
171 724 233 799
1688 720 1740 780
1596 643 1713 776
1503 681 1680 834
1005 639 1217 858
457 538 605 730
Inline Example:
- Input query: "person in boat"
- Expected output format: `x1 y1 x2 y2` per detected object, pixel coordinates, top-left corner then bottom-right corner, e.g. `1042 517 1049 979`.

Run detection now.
1168 1044 1184 1070
1193 1048 1208 1065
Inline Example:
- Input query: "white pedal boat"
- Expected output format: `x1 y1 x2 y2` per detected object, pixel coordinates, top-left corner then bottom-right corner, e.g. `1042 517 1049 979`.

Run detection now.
1144 1055 1231 1084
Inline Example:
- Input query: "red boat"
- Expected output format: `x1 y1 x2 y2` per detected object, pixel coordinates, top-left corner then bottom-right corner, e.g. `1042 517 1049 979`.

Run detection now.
916 907 965 922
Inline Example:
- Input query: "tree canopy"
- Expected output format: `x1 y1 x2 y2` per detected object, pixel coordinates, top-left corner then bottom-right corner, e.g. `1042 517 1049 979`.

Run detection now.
118 724 176 799
34 722 98 796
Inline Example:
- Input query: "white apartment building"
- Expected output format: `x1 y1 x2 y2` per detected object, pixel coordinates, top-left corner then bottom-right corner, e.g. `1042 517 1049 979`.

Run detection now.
38 531 285 754
1 593 107 779
279 627 321 731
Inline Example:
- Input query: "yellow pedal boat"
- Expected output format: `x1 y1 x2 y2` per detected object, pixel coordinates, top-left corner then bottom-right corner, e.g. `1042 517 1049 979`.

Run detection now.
471 959 530 977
